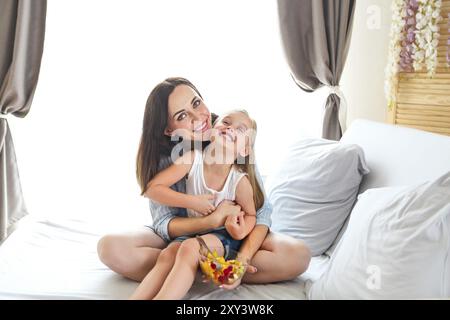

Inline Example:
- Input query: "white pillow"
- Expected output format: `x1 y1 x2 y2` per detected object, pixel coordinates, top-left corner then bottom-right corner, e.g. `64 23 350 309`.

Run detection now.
266 139 369 256
308 171 450 299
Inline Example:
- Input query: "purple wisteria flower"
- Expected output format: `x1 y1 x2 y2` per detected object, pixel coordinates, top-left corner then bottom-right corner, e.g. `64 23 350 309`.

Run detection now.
399 0 419 72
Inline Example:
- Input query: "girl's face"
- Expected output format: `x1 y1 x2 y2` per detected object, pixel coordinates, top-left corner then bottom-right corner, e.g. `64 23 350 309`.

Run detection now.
212 111 255 161
165 85 212 141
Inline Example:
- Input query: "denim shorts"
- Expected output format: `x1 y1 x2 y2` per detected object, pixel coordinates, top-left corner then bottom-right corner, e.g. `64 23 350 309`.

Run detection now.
173 228 242 260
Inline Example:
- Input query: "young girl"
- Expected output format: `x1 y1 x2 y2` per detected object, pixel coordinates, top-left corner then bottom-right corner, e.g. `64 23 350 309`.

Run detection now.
129 110 264 300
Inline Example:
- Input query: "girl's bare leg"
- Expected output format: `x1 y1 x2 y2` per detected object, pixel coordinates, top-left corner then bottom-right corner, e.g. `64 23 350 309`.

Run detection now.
129 242 182 300
153 234 224 300
97 227 167 281
242 232 311 283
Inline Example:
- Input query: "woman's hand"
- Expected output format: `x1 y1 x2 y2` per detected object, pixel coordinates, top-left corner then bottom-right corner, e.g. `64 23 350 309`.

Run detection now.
190 194 216 216
206 200 241 229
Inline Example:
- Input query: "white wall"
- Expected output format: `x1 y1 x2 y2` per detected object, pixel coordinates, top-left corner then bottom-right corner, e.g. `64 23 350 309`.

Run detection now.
341 0 392 127
7 0 326 229
6 1 392 229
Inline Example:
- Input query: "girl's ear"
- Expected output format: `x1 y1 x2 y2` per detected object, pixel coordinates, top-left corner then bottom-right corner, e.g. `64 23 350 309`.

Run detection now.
238 134 253 158
239 144 250 158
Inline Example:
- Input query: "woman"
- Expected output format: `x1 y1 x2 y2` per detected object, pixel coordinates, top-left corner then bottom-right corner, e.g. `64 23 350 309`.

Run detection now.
97 77 311 289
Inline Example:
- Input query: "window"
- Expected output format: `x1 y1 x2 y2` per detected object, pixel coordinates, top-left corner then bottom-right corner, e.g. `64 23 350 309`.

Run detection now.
9 0 325 226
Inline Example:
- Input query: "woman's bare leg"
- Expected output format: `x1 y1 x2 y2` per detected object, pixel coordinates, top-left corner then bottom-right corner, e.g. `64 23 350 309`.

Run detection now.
97 227 167 281
153 234 224 300
129 242 181 300
242 232 311 284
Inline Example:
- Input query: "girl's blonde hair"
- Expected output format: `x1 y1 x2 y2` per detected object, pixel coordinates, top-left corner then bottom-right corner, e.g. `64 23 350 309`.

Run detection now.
217 110 265 211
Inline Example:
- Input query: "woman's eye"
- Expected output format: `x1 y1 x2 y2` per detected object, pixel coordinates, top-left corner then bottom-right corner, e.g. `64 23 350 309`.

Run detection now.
177 113 187 121
193 99 201 108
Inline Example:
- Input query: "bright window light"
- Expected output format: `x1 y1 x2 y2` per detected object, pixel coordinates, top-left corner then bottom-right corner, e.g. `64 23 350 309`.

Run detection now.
9 0 325 229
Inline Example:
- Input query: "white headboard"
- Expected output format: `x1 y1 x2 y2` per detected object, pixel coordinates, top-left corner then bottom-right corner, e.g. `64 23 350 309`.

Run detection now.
341 119 450 193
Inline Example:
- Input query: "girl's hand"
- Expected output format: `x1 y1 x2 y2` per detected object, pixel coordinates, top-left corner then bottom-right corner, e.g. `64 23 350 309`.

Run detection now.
191 194 216 215
207 200 241 228
225 211 245 235
219 264 257 290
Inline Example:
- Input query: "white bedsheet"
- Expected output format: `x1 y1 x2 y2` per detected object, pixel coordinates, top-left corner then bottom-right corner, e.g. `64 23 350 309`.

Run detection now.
0 215 329 300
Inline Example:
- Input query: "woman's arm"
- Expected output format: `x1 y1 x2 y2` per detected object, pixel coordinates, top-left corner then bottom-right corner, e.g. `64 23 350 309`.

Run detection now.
225 177 257 240
168 200 242 239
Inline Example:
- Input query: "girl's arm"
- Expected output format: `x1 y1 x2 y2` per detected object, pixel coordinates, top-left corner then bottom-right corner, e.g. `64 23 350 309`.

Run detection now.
219 224 268 290
145 151 194 207
225 176 257 240
145 152 215 214
168 200 242 239
235 163 271 260
237 224 268 263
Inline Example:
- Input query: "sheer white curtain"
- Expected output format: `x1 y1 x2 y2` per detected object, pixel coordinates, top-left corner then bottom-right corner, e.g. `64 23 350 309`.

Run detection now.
8 0 324 228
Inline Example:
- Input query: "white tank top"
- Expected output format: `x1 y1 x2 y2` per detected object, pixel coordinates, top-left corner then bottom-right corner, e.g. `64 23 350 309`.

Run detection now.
186 149 247 218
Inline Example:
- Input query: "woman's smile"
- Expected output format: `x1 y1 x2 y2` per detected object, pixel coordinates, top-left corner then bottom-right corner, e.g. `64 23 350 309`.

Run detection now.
193 116 210 133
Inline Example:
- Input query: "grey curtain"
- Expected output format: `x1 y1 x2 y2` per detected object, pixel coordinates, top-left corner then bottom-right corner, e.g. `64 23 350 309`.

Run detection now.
0 0 46 242
277 0 356 140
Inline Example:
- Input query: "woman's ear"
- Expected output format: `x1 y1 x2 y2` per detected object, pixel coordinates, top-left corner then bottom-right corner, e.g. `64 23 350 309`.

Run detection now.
164 127 173 137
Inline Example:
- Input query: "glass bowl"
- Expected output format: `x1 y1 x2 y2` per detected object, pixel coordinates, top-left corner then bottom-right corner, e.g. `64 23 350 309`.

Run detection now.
198 246 248 286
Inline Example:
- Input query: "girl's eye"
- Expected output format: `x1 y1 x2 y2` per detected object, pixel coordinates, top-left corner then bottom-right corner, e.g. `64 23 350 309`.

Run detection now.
177 113 187 121
193 99 201 108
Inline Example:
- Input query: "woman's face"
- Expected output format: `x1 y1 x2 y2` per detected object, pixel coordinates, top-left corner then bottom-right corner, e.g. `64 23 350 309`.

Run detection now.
165 85 212 141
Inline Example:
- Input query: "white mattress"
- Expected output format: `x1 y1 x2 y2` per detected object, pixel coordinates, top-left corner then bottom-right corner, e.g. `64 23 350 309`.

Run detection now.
0 215 329 300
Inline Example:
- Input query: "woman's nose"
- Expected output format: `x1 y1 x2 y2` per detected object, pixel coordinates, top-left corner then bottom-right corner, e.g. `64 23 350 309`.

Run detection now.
191 113 201 122
191 110 207 123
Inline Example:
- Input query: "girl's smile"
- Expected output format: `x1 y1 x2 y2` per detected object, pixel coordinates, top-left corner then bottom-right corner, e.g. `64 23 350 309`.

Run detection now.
218 128 236 142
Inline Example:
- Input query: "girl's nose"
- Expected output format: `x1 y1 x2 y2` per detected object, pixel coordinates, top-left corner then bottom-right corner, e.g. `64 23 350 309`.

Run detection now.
225 127 236 138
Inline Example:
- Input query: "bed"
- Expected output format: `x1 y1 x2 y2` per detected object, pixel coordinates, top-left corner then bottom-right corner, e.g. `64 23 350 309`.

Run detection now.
0 215 329 300
1 118 449 299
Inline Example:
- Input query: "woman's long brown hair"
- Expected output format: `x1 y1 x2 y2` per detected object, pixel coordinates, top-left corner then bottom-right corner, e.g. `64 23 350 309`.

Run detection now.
136 77 203 196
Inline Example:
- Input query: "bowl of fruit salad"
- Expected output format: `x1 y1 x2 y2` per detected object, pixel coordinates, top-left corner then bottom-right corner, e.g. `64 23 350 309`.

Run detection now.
196 236 247 286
